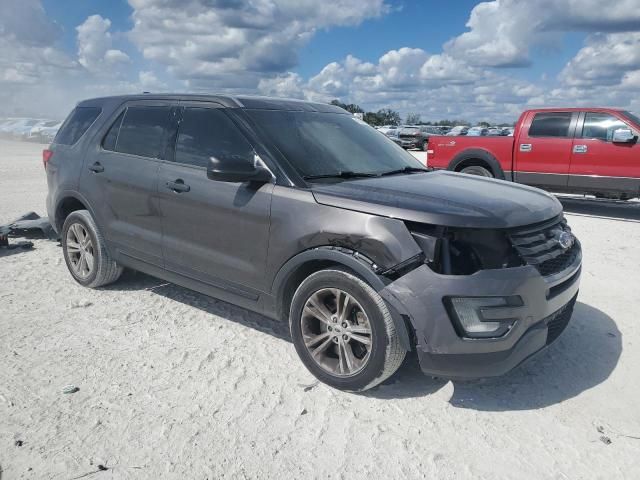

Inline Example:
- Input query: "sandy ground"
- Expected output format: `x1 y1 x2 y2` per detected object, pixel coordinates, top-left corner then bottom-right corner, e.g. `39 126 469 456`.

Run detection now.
1 138 639 479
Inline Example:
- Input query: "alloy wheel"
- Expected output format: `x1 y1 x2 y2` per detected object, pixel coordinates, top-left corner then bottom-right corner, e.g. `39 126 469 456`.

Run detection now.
300 288 373 377
66 223 95 279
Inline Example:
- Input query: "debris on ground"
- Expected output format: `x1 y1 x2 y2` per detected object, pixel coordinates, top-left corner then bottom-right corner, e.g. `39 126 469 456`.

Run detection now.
62 385 80 394
599 436 612 445
298 381 319 392
70 300 93 309
0 212 56 252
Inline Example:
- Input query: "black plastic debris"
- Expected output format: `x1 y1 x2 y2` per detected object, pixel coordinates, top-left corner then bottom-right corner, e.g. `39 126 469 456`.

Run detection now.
0 212 57 251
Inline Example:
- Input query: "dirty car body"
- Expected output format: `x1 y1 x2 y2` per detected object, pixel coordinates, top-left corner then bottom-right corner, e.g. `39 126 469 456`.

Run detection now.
46 94 581 388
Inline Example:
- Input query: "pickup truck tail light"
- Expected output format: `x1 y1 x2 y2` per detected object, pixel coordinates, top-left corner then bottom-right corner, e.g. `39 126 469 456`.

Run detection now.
42 149 53 169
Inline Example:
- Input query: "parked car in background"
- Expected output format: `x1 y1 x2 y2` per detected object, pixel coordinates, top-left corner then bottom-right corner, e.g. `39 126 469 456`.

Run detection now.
28 120 61 142
395 125 441 150
446 125 469 136
39 122 63 143
428 108 640 199
0 119 22 136
487 127 502 136
5 118 41 139
377 125 400 136
467 127 489 137
503 127 515 136
46 94 581 391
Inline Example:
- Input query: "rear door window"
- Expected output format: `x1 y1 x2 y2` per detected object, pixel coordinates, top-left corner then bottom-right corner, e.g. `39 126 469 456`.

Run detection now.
55 107 101 145
174 107 254 169
529 112 573 137
114 106 172 159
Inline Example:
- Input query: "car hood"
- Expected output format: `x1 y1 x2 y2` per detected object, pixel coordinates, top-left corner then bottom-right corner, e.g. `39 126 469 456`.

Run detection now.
311 170 562 229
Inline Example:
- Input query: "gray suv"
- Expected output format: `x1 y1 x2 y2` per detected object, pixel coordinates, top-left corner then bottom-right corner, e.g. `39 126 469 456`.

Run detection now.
45 94 582 391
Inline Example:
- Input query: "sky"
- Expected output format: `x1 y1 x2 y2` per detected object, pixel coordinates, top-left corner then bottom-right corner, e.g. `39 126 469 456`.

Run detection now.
2 0 640 122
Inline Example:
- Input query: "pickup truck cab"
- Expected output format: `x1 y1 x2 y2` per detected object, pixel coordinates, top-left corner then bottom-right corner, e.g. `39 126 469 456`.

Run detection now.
428 108 640 199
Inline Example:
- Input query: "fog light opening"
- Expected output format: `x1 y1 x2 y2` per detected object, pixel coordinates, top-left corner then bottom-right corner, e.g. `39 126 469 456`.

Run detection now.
446 296 523 339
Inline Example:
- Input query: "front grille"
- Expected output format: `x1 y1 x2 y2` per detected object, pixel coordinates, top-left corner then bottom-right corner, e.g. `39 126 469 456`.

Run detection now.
537 243 580 277
545 295 577 345
509 216 581 277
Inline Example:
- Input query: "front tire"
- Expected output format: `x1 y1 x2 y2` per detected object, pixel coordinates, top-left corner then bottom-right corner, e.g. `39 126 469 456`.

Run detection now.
62 210 123 288
459 165 494 177
290 269 406 392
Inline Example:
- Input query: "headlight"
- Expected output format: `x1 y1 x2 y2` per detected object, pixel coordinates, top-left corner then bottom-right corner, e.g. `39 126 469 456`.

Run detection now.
446 296 523 338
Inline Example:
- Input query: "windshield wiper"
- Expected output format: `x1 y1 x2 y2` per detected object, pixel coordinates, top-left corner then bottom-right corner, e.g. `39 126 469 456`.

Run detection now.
378 166 430 177
303 171 379 181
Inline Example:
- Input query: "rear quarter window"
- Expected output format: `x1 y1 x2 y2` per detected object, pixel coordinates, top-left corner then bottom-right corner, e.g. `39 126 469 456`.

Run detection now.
528 112 572 138
55 107 101 145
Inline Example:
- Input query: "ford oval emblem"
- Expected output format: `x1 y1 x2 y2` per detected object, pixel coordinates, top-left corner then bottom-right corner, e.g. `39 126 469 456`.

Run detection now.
558 231 574 250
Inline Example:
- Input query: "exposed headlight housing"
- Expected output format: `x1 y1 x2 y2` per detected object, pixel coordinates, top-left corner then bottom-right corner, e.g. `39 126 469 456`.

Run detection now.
446 296 524 338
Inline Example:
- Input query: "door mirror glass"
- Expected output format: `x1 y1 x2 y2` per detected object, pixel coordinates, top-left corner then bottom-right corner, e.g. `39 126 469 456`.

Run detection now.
612 128 635 143
207 155 272 183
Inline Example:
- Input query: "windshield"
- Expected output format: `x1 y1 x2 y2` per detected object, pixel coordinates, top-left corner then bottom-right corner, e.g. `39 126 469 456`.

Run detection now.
245 110 426 178
623 111 640 126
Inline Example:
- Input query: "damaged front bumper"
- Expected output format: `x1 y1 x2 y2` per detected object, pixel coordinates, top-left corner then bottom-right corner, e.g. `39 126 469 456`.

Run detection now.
380 252 581 378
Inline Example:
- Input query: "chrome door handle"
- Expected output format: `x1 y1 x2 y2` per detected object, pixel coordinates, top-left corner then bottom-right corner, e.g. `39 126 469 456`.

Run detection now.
573 144 588 154
519 144 532 152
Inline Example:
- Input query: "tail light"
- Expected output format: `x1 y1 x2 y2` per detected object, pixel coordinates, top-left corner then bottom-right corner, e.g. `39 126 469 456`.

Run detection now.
42 149 53 169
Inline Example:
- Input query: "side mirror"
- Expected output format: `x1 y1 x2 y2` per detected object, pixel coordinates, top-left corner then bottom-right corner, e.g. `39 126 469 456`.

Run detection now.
207 154 273 183
612 128 636 143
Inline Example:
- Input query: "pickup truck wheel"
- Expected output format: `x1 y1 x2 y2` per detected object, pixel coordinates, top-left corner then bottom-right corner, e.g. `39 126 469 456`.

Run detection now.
290 269 405 392
460 165 494 178
62 210 123 288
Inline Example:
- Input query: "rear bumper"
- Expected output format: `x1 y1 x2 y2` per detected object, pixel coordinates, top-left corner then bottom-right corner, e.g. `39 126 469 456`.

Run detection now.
394 138 423 149
380 253 581 378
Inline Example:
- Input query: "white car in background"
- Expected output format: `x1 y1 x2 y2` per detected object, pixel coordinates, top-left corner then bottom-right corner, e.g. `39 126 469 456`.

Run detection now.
38 121 63 143
28 120 62 142
5 119 42 139
0 119 22 135
377 125 400 137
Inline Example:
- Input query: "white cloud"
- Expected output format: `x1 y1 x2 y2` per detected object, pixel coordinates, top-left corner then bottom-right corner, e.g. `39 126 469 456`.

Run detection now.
127 0 390 89
560 32 640 86
258 49 544 122
77 15 130 73
2 0 640 123
445 0 640 68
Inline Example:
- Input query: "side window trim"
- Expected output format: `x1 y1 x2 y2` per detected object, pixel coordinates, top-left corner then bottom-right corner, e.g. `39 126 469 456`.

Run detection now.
101 108 126 152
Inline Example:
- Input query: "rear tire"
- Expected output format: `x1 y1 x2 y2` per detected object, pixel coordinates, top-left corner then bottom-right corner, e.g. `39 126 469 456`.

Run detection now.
459 165 494 177
62 210 123 288
289 269 406 392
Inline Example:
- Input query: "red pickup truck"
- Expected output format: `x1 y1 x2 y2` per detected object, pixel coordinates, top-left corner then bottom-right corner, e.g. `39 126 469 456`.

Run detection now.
428 108 640 199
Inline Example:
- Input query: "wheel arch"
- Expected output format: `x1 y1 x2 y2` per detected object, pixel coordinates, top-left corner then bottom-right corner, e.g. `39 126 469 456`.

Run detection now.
271 246 413 351
448 149 506 180
54 191 99 233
